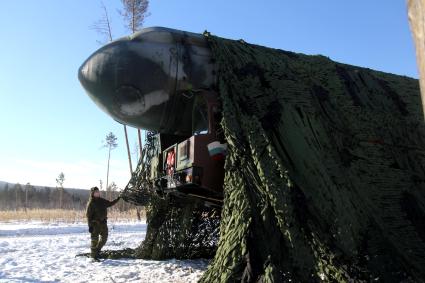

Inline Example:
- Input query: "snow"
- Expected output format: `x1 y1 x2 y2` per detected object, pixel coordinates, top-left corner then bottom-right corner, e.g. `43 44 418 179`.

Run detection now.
0 221 208 282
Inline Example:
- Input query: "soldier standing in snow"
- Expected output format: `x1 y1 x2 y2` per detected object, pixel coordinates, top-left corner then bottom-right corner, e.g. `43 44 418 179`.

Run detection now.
86 186 120 259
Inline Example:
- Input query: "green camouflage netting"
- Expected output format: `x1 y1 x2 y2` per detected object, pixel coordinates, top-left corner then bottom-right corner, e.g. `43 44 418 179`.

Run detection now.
135 194 220 260
108 32 425 282
199 33 425 282
118 131 221 261
121 131 157 206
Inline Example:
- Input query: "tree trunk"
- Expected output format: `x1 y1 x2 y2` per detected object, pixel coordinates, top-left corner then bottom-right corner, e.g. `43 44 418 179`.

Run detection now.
25 187 28 212
106 146 111 199
124 124 133 175
59 188 63 209
138 129 143 160
408 0 425 118
136 207 141 221
15 187 18 211
199 34 425 282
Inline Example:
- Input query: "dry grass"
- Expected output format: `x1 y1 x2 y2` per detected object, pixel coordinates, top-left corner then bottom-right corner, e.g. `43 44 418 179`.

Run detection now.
0 208 145 223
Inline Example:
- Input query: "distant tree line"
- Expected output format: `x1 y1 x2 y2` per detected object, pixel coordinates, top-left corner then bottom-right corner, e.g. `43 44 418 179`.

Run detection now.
0 182 135 212
0 183 86 210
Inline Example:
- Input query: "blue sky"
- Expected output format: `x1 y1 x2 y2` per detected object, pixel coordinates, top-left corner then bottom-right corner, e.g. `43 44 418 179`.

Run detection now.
0 0 418 190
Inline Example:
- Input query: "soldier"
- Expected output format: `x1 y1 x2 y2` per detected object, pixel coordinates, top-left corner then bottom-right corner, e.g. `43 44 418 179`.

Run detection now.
86 186 121 260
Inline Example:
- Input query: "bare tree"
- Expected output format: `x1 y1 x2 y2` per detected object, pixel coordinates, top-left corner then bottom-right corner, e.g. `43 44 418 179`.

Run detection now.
119 0 150 176
119 0 150 34
102 132 118 195
14 183 21 211
24 182 31 212
91 0 150 219
123 124 133 176
90 1 113 45
107 181 119 201
56 172 65 209
137 130 143 163
131 140 140 163
91 2 141 179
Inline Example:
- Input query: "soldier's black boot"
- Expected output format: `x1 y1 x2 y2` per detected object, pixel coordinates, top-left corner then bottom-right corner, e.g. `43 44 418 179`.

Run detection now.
91 248 100 261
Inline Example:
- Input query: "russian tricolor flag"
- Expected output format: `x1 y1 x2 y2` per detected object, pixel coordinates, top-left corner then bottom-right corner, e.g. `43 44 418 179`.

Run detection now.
207 141 228 161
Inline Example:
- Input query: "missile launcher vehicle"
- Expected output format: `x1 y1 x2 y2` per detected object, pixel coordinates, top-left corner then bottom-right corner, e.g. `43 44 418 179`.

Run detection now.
79 27 225 205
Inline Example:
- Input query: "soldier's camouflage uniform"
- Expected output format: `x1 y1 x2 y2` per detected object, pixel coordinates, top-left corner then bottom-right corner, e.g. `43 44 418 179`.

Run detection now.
86 190 120 259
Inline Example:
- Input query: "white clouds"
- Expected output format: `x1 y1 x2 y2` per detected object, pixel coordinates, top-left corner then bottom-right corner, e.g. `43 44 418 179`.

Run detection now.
0 158 131 190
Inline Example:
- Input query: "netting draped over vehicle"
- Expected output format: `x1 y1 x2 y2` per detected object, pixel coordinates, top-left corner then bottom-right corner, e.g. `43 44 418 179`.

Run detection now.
105 31 425 281
121 131 157 206
135 194 220 259
119 131 221 260
199 32 425 282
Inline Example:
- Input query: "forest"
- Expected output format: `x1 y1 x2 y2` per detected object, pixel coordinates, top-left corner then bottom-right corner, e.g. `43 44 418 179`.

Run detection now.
0 181 128 211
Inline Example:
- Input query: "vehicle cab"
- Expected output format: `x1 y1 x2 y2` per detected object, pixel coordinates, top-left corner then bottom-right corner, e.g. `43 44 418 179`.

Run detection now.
150 91 225 206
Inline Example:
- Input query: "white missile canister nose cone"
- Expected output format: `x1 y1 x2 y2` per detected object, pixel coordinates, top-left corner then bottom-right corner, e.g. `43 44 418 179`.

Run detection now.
78 27 216 136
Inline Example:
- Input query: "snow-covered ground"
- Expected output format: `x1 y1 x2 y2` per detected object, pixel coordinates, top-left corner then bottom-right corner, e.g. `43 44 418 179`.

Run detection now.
0 221 208 282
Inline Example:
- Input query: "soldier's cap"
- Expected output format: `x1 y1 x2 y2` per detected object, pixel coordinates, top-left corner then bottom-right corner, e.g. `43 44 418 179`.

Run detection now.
91 186 100 192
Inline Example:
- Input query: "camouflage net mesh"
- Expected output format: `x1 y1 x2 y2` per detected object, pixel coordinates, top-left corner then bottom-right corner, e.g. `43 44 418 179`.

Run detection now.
134 194 220 260
82 33 425 282
120 131 157 206
199 33 425 282
90 195 220 260
103 131 221 260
